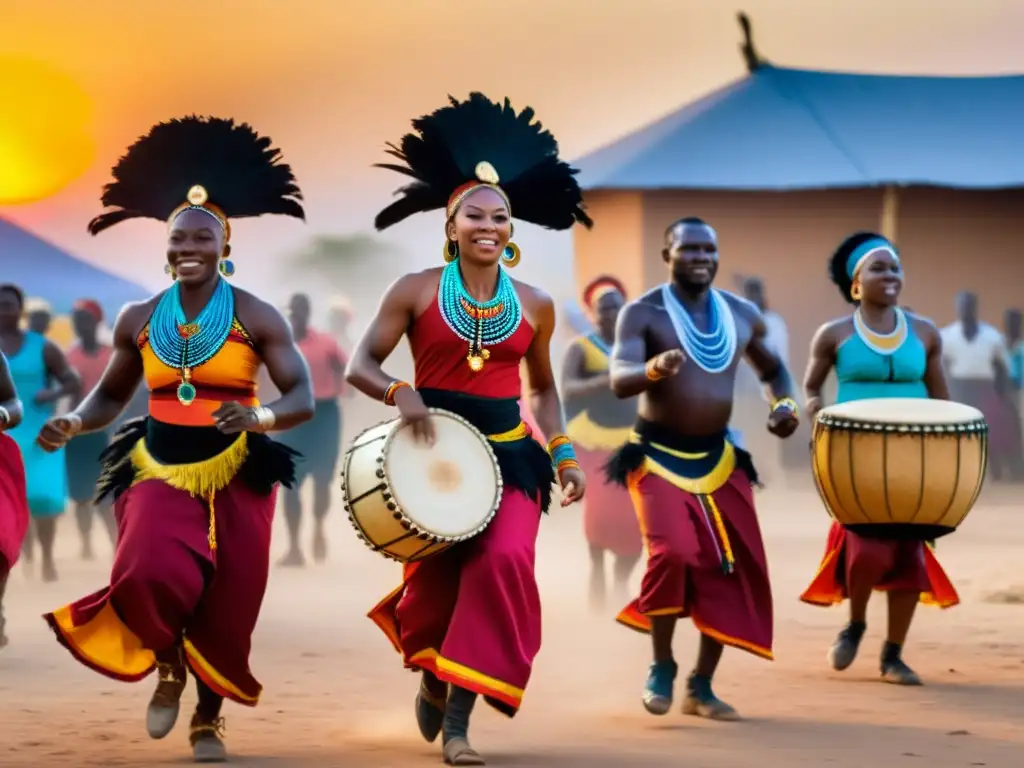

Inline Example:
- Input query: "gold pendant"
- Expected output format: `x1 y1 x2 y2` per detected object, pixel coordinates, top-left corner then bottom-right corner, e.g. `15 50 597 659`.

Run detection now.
468 355 485 372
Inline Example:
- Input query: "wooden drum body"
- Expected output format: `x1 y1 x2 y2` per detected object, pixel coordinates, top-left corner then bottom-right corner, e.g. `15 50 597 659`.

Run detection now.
811 398 988 540
341 408 502 562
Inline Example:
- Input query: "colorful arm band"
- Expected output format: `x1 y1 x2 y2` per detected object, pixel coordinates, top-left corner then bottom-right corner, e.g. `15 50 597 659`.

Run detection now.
644 359 666 381
547 435 579 475
771 397 799 417
383 380 410 406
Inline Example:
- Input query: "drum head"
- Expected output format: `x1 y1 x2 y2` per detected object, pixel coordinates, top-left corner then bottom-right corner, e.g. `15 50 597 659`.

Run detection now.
820 398 984 425
386 411 499 539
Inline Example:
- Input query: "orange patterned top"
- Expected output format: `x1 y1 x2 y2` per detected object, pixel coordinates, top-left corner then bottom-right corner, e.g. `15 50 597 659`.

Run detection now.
138 318 260 427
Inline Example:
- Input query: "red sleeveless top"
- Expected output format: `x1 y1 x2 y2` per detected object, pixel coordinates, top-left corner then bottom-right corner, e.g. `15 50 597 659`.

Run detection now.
410 295 534 398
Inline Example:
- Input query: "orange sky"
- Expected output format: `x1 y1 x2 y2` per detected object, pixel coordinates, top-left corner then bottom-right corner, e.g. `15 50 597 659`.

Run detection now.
2 0 1024 301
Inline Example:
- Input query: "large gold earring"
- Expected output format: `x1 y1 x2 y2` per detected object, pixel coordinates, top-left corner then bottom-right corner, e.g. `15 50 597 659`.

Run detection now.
502 242 521 268
851 282 862 301
164 263 177 280
443 239 458 263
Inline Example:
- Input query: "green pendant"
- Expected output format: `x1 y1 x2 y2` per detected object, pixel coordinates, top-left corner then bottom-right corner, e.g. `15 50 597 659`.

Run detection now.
177 381 197 406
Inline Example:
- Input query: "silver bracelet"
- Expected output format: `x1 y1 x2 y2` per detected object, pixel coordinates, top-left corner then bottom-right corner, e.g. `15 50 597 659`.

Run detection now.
252 405 276 431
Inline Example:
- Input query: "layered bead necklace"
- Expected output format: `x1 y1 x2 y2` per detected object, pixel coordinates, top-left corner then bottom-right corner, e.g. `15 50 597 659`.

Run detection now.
149 278 235 405
438 259 522 372
660 285 737 374
853 306 908 355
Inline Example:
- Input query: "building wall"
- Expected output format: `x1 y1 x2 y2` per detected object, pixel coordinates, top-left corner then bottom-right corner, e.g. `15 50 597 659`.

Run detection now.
573 190 646 300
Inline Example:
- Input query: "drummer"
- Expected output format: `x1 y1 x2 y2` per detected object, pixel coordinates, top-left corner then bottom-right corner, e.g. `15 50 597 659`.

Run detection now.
346 92 589 765
801 232 959 686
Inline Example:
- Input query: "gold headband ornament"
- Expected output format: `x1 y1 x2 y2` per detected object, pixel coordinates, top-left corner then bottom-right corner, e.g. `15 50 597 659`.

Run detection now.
167 184 232 241
445 162 512 219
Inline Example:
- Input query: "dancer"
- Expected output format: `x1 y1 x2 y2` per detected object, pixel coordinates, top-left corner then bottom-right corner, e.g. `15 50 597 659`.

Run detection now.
0 283 79 581
64 298 116 560
607 217 798 720
278 292 347 566
800 232 958 685
349 92 589 765
0 350 27 649
560 276 641 611
37 116 314 763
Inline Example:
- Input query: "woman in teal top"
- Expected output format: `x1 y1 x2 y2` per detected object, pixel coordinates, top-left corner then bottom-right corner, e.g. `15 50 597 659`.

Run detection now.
800 233 958 687
0 284 80 583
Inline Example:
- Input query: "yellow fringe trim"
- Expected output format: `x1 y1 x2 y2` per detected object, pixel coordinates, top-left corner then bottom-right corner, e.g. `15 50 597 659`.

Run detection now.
566 410 632 451
129 433 249 551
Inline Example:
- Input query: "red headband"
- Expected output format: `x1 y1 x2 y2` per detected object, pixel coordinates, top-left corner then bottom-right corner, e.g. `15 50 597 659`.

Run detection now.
582 276 626 311
73 299 103 323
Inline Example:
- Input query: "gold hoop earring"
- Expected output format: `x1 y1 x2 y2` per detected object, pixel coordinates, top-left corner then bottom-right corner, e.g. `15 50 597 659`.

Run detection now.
851 282 862 301
164 263 177 280
443 240 458 263
502 242 521 268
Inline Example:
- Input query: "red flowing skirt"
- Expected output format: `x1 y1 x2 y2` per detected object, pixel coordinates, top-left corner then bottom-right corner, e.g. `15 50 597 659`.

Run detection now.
44 477 276 705
369 487 542 716
0 433 29 577
577 445 642 557
616 468 774 660
800 521 959 608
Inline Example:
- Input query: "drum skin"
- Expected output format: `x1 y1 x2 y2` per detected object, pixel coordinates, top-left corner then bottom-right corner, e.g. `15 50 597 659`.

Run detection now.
811 399 988 541
340 409 501 562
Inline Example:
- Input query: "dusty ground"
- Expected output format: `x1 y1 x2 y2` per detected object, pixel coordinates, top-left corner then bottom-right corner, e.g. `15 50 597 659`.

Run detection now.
2 479 1022 767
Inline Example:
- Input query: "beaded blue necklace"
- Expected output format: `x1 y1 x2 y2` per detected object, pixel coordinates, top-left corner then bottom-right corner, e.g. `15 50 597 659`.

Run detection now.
660 285 737 374
149 278 235 405
437 259 522 372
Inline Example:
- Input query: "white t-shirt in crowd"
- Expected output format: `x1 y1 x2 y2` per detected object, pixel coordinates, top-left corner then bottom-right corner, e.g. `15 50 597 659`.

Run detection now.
940 321 1010 380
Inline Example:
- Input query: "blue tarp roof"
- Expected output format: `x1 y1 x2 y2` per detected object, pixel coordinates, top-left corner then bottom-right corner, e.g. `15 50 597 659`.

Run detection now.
575 65 1024 191
0 216 148 316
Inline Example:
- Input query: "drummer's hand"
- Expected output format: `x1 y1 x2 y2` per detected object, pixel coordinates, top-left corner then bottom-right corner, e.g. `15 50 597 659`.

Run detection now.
213 401 257 434
651 349 685 378
767 406 799 438
36 413 82 452
559 466 586 507
805 396 823 422
395 386 436 446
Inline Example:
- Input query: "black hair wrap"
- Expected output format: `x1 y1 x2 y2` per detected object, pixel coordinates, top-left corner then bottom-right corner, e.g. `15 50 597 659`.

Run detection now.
374 92 593 232
87 116 304 235
829 231 887 305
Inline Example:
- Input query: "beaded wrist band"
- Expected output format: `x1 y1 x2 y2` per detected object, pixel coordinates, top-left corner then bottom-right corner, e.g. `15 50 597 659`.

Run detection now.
547 435 579 477
771 397 799 418
384 380 411 406
644 359 666 382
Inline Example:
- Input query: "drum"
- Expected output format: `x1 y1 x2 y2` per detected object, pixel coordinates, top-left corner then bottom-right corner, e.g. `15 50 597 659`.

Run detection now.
811 398 988 540
341 408 502 562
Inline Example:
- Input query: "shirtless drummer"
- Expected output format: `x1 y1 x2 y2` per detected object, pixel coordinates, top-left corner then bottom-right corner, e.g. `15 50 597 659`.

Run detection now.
607 217 799 719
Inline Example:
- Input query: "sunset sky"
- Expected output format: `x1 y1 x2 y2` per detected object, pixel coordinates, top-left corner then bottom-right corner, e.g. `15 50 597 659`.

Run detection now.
3 0 1024 303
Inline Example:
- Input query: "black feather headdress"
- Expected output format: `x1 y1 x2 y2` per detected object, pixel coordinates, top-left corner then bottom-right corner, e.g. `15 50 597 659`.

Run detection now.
88 116 304 237
374 92 592 232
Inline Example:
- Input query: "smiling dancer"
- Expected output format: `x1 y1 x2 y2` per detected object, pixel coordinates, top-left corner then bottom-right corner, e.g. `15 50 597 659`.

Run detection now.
37 116 314 763
608 217 798 720
801 232 958 686
561 276 641 610
348 92 590 765
0 350 27 649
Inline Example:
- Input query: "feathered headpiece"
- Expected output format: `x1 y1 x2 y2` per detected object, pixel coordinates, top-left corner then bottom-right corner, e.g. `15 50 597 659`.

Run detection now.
87 116 304 240
582 275 627 311
374 92 592 232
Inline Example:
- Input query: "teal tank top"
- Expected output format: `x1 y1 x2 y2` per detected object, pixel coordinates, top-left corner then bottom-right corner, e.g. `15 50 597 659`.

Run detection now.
834 322 929 404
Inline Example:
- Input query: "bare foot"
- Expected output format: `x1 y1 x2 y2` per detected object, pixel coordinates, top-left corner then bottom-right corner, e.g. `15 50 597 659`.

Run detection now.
277 550 305 568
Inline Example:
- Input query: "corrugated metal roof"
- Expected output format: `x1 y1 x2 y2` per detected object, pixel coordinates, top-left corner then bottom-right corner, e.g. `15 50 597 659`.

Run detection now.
575 65 1024 191
0 217 148 316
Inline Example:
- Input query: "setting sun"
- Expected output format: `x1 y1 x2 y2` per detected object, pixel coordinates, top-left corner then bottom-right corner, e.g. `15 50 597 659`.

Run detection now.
0 56 95 205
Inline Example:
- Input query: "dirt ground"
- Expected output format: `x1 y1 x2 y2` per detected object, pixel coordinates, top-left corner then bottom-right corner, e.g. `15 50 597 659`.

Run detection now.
2 479 1022 767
